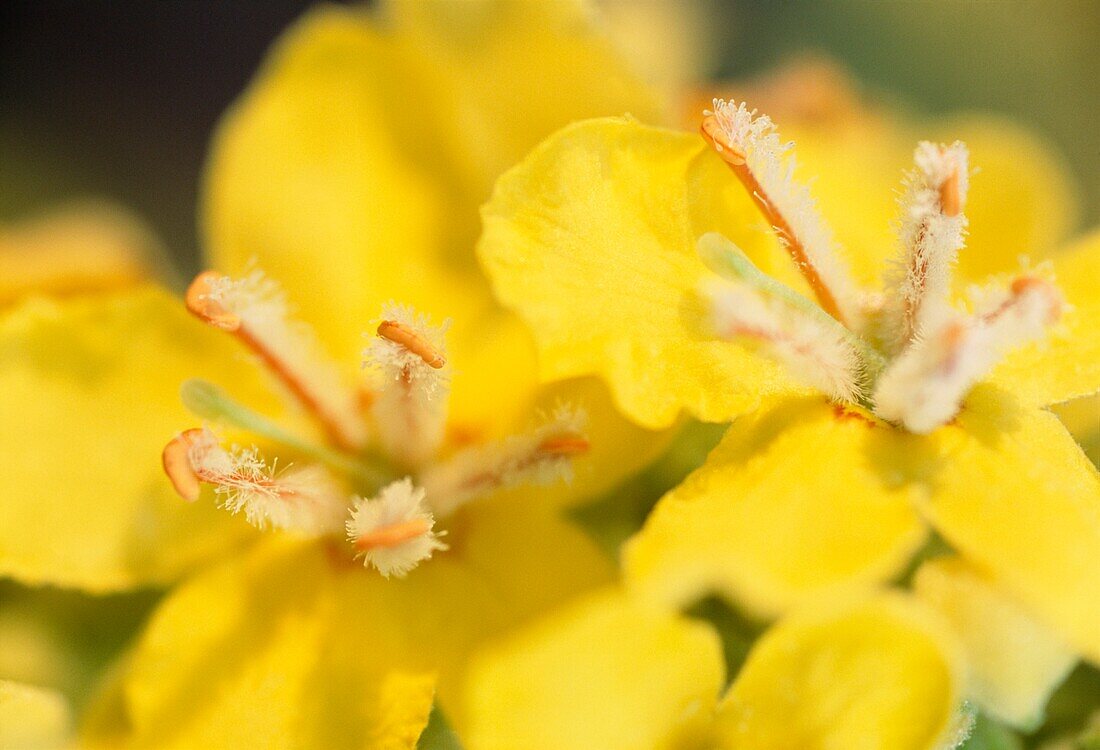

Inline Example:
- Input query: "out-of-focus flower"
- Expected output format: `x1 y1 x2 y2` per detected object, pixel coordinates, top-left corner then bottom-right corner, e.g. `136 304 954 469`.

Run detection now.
55 2 674 747
461 587 967 750
476 93 1100 733
0 680 71 750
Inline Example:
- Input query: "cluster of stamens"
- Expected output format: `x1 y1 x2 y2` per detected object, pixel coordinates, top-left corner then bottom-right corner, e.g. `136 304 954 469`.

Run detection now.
163 270 589 577
699 100 1064 433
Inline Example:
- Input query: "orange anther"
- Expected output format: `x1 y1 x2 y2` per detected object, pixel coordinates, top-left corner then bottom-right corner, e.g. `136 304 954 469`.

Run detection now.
355 518 430 551
939 166 961 217
700 115 747 166
185 271 240 331
537 434 590 456
377 320 446 369
162 428 206 502
1010 276 1063 324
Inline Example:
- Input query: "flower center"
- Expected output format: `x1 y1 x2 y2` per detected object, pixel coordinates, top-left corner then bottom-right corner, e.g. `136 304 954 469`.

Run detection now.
698 99 1064 433
164 271 590 576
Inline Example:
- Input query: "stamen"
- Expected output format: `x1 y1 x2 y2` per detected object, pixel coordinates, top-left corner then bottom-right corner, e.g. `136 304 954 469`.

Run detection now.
161 427 349 534
704 279 866 404
185 270 367 452
701 99 862 328
881 142 970 353
421 405 589 517
364 304 451 467
873 274 1063 433
346 478 447 578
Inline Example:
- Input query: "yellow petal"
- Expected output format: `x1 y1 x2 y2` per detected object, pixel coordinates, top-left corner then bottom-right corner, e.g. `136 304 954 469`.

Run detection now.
914 556 1076 729
624 397 928 618
715 593 964 750
988 229 1100 408
0 681 72 750
0 203 159 306
923 388 1100 664
463 588 724 750
118 498 611 746
0 286 282 591
383 0 667 198
122 537 435 750
478 117 806 430
204 6 481 367
1051 393 1100 468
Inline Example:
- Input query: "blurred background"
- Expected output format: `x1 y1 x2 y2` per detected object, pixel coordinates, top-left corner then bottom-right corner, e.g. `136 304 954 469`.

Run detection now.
3 0 1100 276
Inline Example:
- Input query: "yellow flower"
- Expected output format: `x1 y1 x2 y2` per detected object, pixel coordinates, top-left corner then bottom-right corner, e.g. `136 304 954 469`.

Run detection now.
476 100 1100 731
17 2 672 747
462 586 967 750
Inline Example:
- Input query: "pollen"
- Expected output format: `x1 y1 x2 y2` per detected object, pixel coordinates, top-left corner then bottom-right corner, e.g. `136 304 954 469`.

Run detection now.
346 478 447 578
377 319 446 369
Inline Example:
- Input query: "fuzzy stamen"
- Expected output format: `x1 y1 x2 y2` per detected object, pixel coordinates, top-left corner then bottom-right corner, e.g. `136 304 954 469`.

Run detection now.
162 427 349 534
364 304 452 467
421 406 588 517
185 271 367 451
346 478 447 578
701 100 862 328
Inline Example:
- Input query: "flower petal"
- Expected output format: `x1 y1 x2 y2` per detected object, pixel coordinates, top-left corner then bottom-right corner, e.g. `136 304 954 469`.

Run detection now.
914 556 1076 730
116 498 611 746
0 680 71 750
121 537 435 750
714 593 964 750
0 203 159 306
987 230 1100 408
0 286 282 591
478 117 806 429
623 397 928 618
462 588 724 750
923 388 1100 664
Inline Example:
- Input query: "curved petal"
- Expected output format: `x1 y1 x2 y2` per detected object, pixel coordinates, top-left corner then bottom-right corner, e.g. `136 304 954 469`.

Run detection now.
0 286 283 591
0 681 71 750
714 593 964 750
462 588 724 750
116 497 611 746
0 203 160 306
121 538 435 750
1052 394 1100 468
914 556 1076 730
383 0 667 198
623 397 928 618
478 117 806 429
922 388 1100 664
988 229 1100 408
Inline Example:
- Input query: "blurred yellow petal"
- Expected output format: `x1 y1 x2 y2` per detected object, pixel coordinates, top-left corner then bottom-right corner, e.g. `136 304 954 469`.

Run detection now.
119 499 610 747
715 594 963 750
384 0 666 198
624 397 927 618
123 537 435 750
478 117 805 430
988 230 1100 408
0 203 159 305
923 389 1100 664
204 6 476 368
462 588 723 750
0 286 281 591
0 680 71 750
914 556 1076 730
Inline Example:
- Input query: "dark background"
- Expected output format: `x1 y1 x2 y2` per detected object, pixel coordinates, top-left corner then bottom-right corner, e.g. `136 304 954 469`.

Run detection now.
3 0 1099 274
